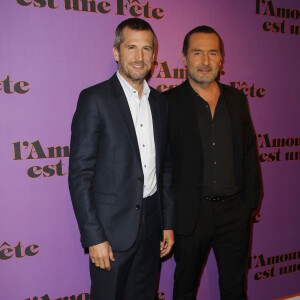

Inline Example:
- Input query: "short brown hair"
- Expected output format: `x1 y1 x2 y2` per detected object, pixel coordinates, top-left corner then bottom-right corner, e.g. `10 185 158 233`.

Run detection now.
114 18 156 51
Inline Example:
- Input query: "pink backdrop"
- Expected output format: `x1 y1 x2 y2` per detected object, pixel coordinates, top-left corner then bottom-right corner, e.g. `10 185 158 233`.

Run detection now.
1 0 299 299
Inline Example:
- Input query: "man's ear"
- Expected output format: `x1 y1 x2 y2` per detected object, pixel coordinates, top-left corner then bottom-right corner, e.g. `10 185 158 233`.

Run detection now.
113 47 119 62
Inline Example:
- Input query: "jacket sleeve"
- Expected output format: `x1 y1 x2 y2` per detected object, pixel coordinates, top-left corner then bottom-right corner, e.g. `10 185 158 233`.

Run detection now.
68 89 107 248
241 93 261 211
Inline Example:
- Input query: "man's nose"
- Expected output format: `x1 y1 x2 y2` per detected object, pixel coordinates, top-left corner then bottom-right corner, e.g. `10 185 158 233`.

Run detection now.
135 49 143 61
202 53 209 65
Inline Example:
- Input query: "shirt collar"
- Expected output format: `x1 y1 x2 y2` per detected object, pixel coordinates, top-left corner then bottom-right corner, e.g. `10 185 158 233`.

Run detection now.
185 79 224 104
117 71 150 99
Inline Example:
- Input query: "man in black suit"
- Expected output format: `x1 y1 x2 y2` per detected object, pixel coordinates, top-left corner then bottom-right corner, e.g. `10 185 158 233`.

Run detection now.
68 18 175 300
164 26 261 300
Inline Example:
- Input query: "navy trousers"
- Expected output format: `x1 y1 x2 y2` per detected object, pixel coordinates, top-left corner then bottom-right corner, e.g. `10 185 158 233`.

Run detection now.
90 194 161 300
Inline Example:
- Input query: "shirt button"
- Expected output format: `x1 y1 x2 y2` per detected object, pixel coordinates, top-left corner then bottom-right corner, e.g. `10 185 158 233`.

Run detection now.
144 165 146 168
206 105 209 108
213 181 217 184
214 161 217 165
140 124 143 127
136 205 140 210
212 142 215 146
143 144 145 147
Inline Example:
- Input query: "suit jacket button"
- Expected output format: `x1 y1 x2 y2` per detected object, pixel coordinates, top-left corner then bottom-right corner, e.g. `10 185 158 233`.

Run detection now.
138 177 143 182
136 205 140 210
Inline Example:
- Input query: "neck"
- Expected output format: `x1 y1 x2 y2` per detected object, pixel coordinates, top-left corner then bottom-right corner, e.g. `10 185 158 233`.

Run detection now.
119 71 144 98
188 77 219 99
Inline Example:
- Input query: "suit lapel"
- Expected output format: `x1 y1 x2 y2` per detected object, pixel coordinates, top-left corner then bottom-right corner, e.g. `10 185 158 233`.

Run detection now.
148 91 161 174
111 74 142 165
221 84 243 184
181 81 202 150
221 84 242 144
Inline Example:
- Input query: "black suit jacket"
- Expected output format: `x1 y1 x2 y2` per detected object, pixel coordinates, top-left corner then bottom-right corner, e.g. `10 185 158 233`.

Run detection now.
68 74 175 251
164 80 261 235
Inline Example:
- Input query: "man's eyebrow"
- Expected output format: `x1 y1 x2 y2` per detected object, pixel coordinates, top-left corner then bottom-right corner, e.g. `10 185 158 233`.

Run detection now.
191 48 219 52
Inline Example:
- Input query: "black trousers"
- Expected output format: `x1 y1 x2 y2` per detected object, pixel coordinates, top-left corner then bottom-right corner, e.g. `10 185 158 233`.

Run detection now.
90 194 161 300
173 194 251 300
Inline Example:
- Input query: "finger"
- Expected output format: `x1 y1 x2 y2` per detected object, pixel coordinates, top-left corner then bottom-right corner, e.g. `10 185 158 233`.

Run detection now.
99 259 106 269
163 241 168 250
164 244 172 255
160 246 167 256
160 249 167 258
160 241 165 251
160 247 170 257
161 241 168 251
93 257 100 267
104 257 111 271
160 242 174 257
109 249 115 261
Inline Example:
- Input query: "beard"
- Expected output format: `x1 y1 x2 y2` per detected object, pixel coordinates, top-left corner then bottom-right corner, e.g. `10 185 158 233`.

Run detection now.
188 66 219 86
118 61 150 83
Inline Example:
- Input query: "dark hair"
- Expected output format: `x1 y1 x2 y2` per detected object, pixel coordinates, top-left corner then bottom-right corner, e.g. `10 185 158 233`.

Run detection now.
114 18 156 51
182 25 223 57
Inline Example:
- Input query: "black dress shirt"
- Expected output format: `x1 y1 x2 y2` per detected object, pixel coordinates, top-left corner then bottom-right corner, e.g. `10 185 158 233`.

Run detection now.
188 82 239 197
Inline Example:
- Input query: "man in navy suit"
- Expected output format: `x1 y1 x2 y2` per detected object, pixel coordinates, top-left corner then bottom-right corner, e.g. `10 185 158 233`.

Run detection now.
68 18 175 300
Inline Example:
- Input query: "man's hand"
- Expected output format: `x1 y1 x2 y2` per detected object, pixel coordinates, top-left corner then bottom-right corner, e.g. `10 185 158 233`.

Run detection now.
89 241 115 271
160 230 175 258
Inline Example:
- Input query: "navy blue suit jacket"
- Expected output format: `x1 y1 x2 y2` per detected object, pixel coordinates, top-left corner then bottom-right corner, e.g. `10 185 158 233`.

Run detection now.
69 74 175 251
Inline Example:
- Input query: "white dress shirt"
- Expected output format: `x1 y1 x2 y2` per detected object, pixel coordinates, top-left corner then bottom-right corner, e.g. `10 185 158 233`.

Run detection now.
117 71 157 198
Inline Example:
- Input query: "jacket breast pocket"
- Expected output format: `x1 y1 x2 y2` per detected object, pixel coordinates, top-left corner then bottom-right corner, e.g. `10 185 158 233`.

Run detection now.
94 192 116 205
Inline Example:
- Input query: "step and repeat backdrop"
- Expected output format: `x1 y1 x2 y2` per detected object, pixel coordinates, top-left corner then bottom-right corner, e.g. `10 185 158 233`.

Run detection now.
1 0 299 299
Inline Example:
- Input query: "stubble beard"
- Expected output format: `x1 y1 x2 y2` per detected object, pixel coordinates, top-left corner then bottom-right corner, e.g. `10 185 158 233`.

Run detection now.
119 61 149 84
188 67 218 87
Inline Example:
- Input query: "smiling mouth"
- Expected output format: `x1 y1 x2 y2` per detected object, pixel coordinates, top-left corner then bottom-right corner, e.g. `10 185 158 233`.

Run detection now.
131 62 145 69
199 68 211 72
133 65 144 69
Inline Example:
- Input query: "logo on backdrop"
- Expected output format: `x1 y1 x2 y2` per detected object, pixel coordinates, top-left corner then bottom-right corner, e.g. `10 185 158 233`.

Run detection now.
229 81 265 98
24 292 165 300
150 61 187 92
248 250 300 281
255 0 300 35
12 140 69 178
0 242 39 260
25 293 90 300
151 61 266 98
257 133 300 163
0 75 30 94
16 0 164 19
